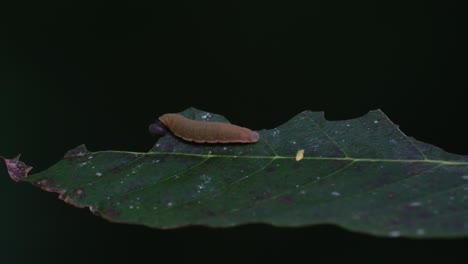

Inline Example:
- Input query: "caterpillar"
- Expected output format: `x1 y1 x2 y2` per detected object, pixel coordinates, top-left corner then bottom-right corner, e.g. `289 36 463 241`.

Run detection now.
149 113 259 144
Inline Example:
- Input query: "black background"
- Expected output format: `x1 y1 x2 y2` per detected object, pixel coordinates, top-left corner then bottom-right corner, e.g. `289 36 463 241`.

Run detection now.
0 1 465 263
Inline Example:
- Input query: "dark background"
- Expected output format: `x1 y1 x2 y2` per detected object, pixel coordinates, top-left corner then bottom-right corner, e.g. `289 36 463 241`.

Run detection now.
0 1 465 263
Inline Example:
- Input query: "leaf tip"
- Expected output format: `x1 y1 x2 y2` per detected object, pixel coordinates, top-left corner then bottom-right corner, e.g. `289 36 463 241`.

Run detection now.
371 108 386 115
1 154 33 182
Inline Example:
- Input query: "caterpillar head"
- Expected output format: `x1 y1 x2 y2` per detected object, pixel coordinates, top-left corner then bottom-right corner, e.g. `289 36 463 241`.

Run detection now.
148 120 168 137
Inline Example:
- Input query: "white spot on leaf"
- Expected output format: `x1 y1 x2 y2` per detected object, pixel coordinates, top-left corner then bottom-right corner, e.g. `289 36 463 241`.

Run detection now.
388 230 401 237
408 201 422 207
416 228 425 235
272 128 280 137
201 113 211 120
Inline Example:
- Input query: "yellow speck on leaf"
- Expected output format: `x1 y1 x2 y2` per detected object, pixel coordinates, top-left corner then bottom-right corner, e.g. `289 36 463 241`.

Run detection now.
296 149 304 161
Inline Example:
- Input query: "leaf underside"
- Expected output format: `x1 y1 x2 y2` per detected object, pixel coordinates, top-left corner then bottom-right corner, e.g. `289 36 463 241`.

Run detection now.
5 108 468 238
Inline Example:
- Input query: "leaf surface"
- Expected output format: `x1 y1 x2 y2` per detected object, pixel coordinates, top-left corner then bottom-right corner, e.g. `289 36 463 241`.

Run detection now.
4 108 468 238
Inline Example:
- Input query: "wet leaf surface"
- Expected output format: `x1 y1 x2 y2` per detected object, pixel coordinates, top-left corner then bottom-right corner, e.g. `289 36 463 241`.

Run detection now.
4 108 468 238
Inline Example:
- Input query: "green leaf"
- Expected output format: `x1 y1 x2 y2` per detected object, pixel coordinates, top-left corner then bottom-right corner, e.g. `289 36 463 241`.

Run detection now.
4 108 468 238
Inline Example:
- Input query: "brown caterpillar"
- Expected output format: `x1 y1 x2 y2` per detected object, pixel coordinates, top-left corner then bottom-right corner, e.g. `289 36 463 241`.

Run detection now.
154 113 259 143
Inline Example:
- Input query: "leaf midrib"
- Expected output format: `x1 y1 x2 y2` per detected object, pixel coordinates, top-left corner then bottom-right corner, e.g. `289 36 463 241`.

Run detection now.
85 151 468 166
